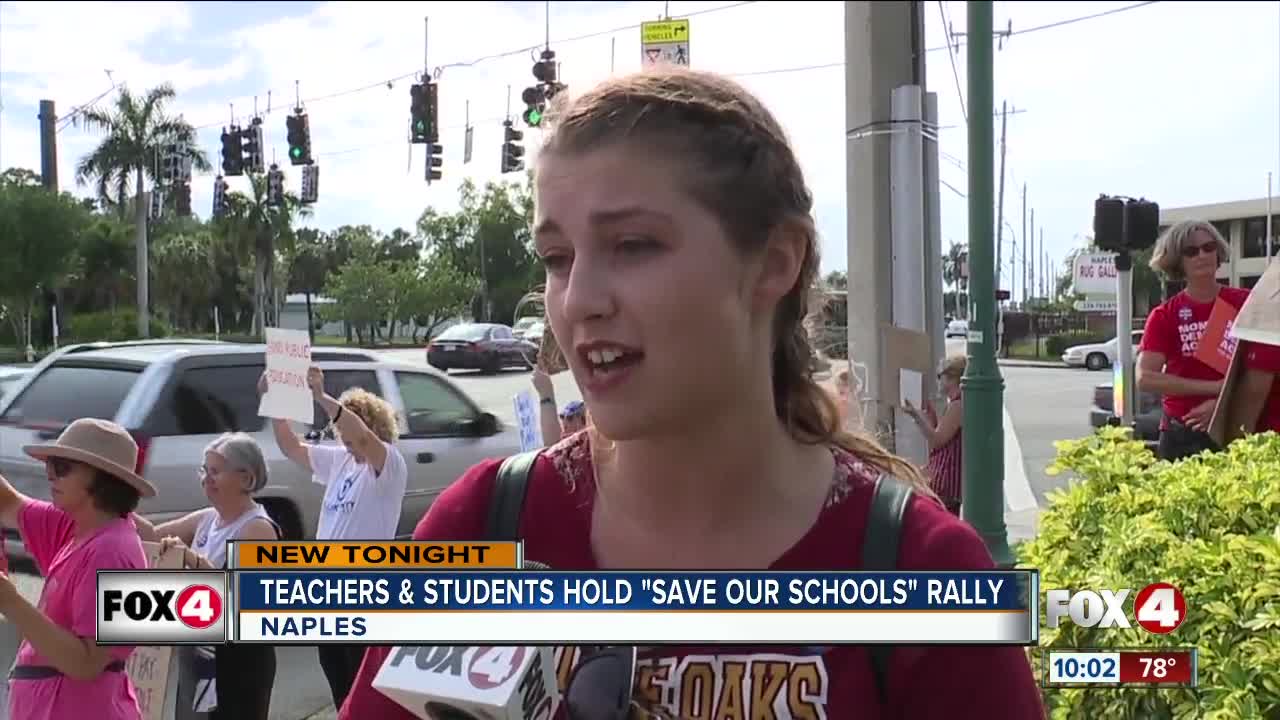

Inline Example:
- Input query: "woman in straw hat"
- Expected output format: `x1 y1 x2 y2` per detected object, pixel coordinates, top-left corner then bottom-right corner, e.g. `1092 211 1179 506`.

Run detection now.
133 432 280 720
0 417 154 720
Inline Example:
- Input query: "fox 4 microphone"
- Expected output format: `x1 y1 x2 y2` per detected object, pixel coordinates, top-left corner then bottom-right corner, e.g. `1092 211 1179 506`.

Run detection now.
372 561 560 720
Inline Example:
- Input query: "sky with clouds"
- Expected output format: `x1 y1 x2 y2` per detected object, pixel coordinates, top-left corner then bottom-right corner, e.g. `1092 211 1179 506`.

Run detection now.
3 1 1279 293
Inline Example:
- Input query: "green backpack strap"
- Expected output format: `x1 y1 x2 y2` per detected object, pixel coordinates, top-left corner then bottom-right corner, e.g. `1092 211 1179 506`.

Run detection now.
485 450 542 541
862 472 913 706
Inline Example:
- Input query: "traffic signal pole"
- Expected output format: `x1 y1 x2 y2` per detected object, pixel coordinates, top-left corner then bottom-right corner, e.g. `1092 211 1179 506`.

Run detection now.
961 0 1014 567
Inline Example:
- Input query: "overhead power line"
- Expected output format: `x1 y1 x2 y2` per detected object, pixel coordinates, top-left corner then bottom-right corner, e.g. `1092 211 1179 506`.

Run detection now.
185 0 758 132
925 1 1162 52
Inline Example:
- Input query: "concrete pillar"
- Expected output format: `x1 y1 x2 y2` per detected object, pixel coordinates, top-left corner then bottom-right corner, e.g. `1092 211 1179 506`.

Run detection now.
844 0 921 441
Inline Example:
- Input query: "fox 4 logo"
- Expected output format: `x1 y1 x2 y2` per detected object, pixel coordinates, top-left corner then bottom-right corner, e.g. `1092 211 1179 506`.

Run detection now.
1046 582 1186 634
97 571 226 644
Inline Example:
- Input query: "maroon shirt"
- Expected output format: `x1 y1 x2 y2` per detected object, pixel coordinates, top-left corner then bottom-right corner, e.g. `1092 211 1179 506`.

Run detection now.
339 433 1045 720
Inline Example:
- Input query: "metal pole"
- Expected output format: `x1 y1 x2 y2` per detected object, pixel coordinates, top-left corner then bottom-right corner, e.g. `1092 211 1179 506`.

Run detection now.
1267 172 1273 261
1021 183 1027 296
995 102 1007 304
1116 251 1135 427
891 85 927 466
962 0 1012 567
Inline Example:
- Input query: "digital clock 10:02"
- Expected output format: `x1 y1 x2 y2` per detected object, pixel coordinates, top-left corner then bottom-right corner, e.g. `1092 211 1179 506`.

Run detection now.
1047 651 1121 684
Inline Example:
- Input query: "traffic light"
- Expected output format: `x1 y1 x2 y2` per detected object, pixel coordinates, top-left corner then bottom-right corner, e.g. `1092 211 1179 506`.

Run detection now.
174 182 192 217
426 143 443 183
221 127 244 177
300 165 319 204
533 49 557 85
242 119 265 174
212 176 228 217
286 112 312 166
1093 195 1161 253
501 120 525 174
267 164 285 207
521 85 546 128
410 81 438 144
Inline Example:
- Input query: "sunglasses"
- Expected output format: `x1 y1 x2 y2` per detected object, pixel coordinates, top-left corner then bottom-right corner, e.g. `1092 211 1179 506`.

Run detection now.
565 646 639 720
48 458 79 478
1181 242 1218 259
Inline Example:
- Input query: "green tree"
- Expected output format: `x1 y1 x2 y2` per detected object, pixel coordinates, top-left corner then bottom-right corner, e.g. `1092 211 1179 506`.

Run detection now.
285 228 330 342
410 255 478 342
214 173 311 337
149 216 217 331
416 177 537 324
74 83 211 337
68 214 135 313
323 242 394 345
0 179 90 349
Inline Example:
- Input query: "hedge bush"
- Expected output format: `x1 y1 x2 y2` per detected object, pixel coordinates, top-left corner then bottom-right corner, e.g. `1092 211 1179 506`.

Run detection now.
66 310 171 343
1021 427 1280 719
1046 333 1111 357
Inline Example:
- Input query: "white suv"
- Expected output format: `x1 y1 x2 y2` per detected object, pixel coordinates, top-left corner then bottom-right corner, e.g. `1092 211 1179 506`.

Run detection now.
0 340 520 562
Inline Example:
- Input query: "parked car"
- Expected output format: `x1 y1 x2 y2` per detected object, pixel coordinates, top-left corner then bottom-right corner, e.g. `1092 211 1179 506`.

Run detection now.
945 320 968 339
1062 330 1144 371
0 366 29 399
513 316 541 341
0 340 521 564
426 323 537 373
1090 381 1163 447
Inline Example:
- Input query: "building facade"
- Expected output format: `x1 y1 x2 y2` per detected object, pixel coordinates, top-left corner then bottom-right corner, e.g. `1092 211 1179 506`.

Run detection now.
1160 196 1278 290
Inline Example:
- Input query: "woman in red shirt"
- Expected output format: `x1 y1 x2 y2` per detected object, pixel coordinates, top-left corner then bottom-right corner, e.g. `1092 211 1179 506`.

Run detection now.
339 67 1043 720
1137 220 1249 460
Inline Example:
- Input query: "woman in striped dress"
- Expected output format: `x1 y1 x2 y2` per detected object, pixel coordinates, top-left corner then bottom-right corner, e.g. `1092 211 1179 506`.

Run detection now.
904 355 966 515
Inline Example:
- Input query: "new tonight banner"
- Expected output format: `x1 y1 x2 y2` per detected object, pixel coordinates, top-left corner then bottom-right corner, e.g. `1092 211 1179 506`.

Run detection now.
229 570 1039 645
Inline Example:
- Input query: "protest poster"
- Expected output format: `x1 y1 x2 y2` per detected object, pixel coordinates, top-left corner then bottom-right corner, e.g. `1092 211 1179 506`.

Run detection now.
513 390 543 452
126 541 184 720
1208 259 1280 445
1193 298 1240 375
257 327 315 424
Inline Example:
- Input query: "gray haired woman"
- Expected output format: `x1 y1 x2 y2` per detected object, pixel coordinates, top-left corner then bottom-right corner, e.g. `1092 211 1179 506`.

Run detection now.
134 433 279 720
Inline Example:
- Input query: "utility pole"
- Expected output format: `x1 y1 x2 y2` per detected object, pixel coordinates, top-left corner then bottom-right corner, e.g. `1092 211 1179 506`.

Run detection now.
1021 183 1027 297
39 100 58 191
845 0 920 435
1028 209 1034 305
963 0 1013 567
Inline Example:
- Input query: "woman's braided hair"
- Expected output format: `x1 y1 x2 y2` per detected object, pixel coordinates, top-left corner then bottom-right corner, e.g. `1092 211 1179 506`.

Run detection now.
537 66 933 494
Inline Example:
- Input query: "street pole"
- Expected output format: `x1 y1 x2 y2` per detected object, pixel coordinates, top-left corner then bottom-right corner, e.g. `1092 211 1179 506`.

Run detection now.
845 1 918 436
1021 183 1027 297
39 101 58 192
923 91 945 388
890 84 928 467
963 0 1013 567
995 101 1008 356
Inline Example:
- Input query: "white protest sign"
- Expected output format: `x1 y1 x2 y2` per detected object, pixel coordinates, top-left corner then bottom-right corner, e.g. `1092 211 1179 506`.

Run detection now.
127 542 184 720
257 327 315 424
513 390 543 452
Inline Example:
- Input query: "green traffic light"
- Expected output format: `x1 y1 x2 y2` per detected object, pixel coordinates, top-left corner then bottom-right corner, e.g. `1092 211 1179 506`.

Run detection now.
414 120 426 132
289 146 303 159
527 109 542 126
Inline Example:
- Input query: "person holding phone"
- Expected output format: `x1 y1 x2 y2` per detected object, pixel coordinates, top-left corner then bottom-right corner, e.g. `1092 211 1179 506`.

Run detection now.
903 355 966 515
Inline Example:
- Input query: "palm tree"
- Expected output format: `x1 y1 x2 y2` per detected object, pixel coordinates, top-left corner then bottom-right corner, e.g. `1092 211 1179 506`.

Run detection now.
74 83 210 338
214 173 311 337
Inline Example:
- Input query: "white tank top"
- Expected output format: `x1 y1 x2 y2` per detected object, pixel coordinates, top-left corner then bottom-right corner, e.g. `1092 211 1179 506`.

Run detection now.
190 503 276 568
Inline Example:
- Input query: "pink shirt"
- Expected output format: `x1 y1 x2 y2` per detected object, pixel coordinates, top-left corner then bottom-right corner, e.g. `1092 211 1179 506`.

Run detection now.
10 500 146 720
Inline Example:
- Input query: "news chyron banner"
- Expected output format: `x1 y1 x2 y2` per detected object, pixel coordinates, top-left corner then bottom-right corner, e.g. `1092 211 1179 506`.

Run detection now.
98 541 1038 645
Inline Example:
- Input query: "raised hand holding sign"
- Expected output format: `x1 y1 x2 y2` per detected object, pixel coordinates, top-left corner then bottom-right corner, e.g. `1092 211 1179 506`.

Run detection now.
257 327 315 424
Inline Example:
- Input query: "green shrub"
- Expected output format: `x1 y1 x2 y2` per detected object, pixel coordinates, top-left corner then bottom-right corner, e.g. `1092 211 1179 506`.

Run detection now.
66 310 172 343
1021 427 1280 719
1046 333 1110 357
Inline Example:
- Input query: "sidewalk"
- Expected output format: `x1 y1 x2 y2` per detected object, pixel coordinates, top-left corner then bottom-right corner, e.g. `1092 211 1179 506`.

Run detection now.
998 358 1065 369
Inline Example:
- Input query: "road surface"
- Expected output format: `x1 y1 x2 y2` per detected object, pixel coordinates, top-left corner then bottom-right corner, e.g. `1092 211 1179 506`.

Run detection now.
0 349 1094 719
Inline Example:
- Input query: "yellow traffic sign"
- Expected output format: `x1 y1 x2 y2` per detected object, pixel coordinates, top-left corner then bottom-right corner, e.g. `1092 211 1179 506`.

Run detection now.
641 19 690 45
